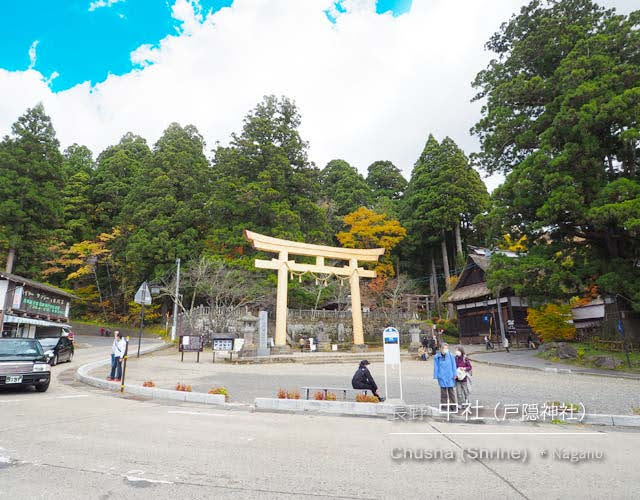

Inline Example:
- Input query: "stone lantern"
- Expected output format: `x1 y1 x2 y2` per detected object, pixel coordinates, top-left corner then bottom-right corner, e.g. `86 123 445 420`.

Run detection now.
406 317 423 353
239 313 258 358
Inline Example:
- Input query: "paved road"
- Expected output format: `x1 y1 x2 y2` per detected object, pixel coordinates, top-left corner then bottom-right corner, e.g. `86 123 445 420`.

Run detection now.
470 348 640 378
109 348 640 415
1 350 640 499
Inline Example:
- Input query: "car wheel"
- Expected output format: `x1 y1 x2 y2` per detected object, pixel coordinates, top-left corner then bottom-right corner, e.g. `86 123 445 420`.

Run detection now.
68 351 74 362
35 380 50 392
52 354 58 366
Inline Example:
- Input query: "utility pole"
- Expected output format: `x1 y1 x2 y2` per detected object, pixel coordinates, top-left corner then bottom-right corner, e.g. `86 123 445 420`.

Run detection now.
171 258 181 341
496 288 507 344
137 302 145 358
134 281 151 358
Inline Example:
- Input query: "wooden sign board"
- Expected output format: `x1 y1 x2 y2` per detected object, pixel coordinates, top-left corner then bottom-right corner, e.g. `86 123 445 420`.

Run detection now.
179 335 204 362
179 335 204 352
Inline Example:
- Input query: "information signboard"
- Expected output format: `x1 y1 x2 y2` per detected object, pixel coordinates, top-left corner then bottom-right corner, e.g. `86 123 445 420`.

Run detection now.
383 326 400 365
179 335 204 352
213 338 234 351
179 335 204 362
382 326 403 400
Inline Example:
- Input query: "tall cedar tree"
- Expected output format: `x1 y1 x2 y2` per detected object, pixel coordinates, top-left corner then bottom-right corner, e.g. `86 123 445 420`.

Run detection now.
366 160 407 220
366 160 407 200
61 144 95 244
402 135 489 277
120 123 213 288
474 0 640 307
208 95 328 255
91 133 151 234
0 104 64 276
320 159 374 234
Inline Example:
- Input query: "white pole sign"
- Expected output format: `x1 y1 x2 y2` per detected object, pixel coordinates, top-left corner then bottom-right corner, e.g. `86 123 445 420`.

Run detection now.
382 326 404 401
134 282 152 305
383 326 401 365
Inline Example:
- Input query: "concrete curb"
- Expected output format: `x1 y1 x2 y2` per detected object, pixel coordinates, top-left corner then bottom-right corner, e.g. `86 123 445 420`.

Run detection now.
75 342 227 406
469 354 640 380
76 345 640 427
253 398 640 428
254 397 397 417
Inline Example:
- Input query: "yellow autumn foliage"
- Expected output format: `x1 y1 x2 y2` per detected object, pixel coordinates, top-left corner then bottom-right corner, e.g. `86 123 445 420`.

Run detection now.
526 303 576 342
337 207 406 278
499 234 527 252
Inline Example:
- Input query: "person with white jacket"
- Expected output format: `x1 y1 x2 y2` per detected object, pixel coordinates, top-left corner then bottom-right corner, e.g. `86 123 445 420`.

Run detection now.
108 330 126 381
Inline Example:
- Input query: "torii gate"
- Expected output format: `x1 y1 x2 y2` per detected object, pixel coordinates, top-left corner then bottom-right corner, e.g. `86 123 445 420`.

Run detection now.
244 230 384 350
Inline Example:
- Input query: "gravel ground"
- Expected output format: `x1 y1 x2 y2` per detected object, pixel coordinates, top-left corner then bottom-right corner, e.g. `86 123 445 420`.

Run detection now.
89 347 640 415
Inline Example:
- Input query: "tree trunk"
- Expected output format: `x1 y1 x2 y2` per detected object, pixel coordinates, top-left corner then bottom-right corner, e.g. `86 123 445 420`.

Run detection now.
454 222 463 257
430 255 440 315
441 232 454 318
441 232 451 283
496 288 506 344
5 248 15 273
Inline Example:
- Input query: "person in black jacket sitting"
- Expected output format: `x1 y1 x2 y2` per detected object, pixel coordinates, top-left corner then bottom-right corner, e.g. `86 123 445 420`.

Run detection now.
351 360 385 402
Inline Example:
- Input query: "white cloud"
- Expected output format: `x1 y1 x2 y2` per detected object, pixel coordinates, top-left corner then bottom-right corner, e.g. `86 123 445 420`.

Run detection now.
88 0 125 12
1 0 634 193
27 40 39 70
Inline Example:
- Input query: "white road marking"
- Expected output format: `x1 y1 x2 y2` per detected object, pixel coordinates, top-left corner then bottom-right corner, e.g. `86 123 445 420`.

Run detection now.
56 394 89 399
0 400 26 404
125 476 173 485
168 410 230 417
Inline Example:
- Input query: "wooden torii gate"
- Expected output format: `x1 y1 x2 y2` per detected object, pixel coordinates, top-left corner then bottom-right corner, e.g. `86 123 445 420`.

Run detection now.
244 230 384 351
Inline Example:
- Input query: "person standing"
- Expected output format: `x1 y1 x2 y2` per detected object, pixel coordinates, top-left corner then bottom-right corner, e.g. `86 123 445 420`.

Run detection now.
299 337 306 353
484 335 493 350
351 360 385 402
433 342 457 412
503 335 510 352
108 330 125 381
454 346 472 406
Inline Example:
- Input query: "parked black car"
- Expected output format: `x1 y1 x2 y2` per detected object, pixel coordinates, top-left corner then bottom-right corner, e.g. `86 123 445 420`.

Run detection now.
0 338 51 392
38 337 74 366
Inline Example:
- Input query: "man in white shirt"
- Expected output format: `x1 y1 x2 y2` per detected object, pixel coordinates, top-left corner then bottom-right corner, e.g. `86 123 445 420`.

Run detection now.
108 330 126 381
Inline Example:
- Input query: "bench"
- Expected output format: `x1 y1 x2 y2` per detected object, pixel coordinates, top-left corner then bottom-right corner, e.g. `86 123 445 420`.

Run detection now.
300 386 373 401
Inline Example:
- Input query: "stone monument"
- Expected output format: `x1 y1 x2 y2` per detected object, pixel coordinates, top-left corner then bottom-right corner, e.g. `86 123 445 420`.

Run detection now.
257 310 270 356
315 321 332 352
337 323 345 343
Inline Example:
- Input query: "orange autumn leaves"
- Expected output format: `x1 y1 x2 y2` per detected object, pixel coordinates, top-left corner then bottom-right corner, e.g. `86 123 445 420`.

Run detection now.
337 207 406 278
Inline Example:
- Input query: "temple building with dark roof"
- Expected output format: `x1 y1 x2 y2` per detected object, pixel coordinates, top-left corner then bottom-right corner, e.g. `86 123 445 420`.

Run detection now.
443 251 532 345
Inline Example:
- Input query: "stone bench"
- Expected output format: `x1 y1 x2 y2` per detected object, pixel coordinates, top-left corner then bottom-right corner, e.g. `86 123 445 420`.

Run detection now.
300 386 373 401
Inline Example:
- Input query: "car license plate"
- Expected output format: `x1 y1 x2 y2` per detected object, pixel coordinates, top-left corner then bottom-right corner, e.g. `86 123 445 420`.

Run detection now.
6 375 23 384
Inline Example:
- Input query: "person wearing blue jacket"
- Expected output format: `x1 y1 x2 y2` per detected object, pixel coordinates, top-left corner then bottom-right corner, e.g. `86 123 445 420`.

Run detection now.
433 342 457 412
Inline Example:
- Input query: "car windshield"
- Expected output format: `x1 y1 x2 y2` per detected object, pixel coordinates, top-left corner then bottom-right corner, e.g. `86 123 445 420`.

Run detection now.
0 339 44 357
38 338 59 349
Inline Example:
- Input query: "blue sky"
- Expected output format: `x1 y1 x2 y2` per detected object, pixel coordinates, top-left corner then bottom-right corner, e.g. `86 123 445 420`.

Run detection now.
1 0 630 192
2 0 412 92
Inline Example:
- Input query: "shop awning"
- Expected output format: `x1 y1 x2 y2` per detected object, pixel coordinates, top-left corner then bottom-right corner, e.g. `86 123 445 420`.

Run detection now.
2 314 70 329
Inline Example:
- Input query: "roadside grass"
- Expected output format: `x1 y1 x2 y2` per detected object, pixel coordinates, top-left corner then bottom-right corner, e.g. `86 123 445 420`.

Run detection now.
536 341 640 373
